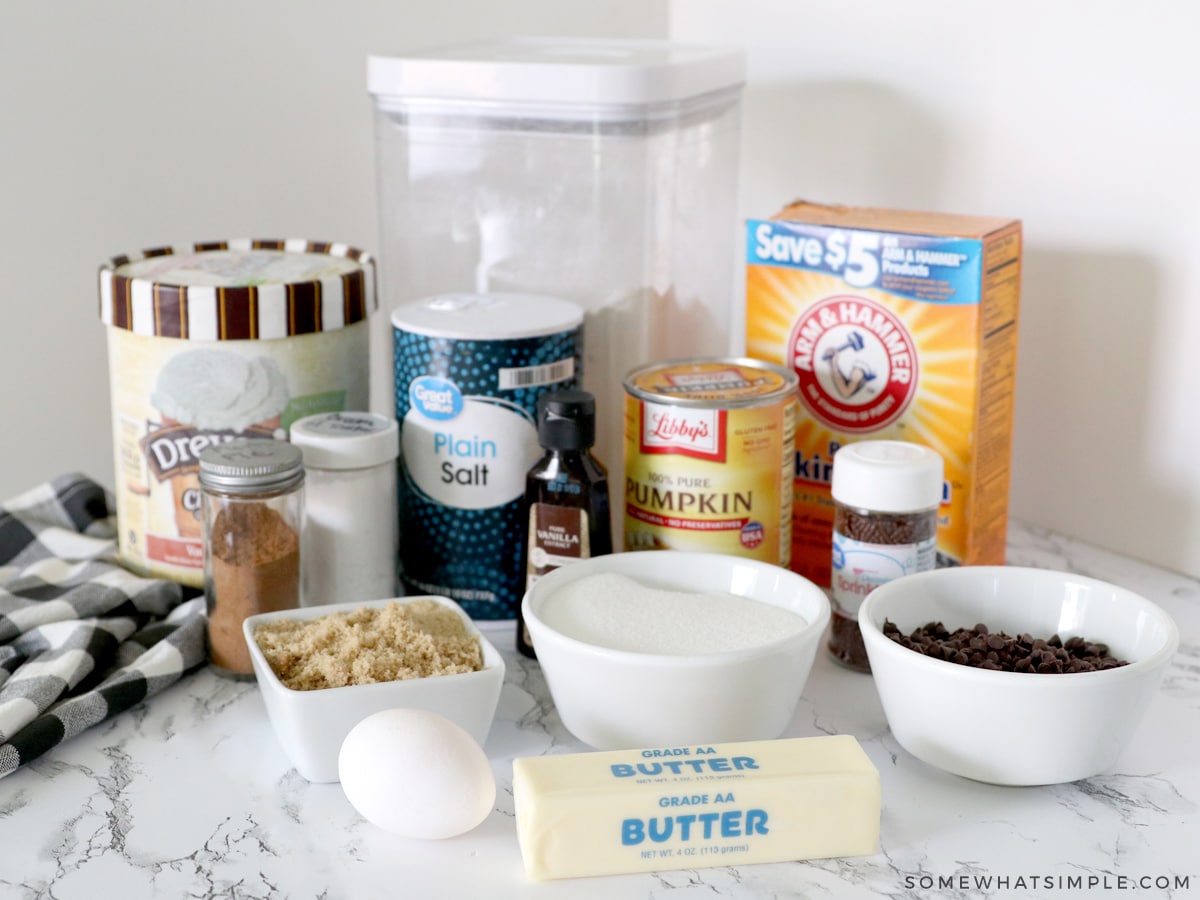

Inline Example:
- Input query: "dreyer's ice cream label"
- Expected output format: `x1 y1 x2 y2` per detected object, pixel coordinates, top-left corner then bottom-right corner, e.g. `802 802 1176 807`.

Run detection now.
106 330 368 586
394 325 581 619
142 348 288 549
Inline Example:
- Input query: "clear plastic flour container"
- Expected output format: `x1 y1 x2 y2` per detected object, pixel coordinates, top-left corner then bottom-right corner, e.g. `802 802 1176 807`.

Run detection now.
367 38 745 535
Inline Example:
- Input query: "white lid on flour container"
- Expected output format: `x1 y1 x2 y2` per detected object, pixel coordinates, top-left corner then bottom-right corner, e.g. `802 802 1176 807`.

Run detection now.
291 412 400 471
367 37 745 109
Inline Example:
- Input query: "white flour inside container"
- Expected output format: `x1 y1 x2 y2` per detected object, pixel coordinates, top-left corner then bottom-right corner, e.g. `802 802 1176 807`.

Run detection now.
539 572 807 655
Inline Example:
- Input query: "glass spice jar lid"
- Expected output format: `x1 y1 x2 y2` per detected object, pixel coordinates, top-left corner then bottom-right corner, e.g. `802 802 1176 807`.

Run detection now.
198 439 304 494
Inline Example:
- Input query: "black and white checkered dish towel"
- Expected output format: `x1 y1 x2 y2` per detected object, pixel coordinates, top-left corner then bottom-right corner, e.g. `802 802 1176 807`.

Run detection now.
0 473 206 777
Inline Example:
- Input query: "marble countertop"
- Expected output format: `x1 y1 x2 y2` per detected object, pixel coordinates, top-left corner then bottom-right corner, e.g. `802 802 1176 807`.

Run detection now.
2 521 1197 899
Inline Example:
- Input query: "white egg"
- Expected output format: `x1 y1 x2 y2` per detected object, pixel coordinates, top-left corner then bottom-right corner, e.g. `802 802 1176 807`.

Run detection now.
338 708 495 839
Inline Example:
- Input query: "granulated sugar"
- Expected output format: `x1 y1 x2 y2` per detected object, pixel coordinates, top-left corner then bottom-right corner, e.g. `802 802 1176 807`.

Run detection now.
540 572 807 655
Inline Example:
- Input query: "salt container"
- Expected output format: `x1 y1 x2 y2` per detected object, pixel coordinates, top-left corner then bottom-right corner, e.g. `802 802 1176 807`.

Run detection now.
392 292 584 621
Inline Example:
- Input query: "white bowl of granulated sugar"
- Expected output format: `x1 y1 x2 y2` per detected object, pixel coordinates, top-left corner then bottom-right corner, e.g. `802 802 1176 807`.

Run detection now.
522 551 830 751
243 595 504 783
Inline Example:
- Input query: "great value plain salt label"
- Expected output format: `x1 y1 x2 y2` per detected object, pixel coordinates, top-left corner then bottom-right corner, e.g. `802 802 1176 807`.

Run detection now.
392 294 583 620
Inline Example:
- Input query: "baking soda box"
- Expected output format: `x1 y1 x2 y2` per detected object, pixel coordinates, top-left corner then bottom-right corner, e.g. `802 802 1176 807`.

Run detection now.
746 201 1022 586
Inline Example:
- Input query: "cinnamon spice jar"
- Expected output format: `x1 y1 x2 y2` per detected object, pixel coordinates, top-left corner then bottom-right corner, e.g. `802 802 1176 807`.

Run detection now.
199 439 304 678
828 441 943 672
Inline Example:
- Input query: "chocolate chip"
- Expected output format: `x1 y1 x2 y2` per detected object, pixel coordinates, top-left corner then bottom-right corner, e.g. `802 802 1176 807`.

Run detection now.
881 619 1130 674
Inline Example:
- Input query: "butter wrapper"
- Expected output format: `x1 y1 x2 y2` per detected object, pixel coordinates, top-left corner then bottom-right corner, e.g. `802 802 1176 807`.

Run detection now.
513 734 880 880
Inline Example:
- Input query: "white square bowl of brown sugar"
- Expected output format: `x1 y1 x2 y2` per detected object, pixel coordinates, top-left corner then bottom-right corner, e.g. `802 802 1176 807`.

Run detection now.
242 595 505 783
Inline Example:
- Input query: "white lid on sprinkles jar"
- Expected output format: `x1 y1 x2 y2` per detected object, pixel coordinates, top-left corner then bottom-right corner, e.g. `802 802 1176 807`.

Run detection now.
390 293 584 341
831 441 944 514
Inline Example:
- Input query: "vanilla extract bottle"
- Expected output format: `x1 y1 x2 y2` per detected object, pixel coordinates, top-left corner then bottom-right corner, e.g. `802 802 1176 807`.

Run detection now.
517 390 612 659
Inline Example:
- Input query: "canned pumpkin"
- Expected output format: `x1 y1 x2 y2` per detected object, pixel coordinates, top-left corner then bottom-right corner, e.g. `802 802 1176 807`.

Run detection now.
622 358 797 565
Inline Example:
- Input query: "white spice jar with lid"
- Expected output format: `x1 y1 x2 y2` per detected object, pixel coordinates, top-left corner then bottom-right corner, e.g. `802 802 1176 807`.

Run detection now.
291 412 400 606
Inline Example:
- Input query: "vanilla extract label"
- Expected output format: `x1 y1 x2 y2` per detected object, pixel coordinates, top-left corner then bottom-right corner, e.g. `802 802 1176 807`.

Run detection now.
527 503 588 580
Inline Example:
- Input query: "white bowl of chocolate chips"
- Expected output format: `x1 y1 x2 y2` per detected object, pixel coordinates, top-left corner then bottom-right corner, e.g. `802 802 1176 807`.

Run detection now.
858 566 1179 786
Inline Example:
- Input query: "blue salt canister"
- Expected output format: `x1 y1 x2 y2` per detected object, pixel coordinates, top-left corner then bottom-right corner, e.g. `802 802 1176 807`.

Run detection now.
392 293 584 619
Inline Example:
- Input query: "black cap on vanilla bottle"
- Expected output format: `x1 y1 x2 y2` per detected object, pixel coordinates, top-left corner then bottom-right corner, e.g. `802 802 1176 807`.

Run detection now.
538 390 596 451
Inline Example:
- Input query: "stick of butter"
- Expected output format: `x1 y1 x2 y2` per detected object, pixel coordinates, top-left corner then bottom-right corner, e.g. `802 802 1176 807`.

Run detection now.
512 734 880 880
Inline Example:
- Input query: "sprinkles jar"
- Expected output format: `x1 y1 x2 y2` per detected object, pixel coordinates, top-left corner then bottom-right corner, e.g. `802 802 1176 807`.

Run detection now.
828 441 943 672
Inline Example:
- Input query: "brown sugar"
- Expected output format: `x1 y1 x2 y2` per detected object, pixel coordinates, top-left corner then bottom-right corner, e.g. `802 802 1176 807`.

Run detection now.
252 600 484 691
